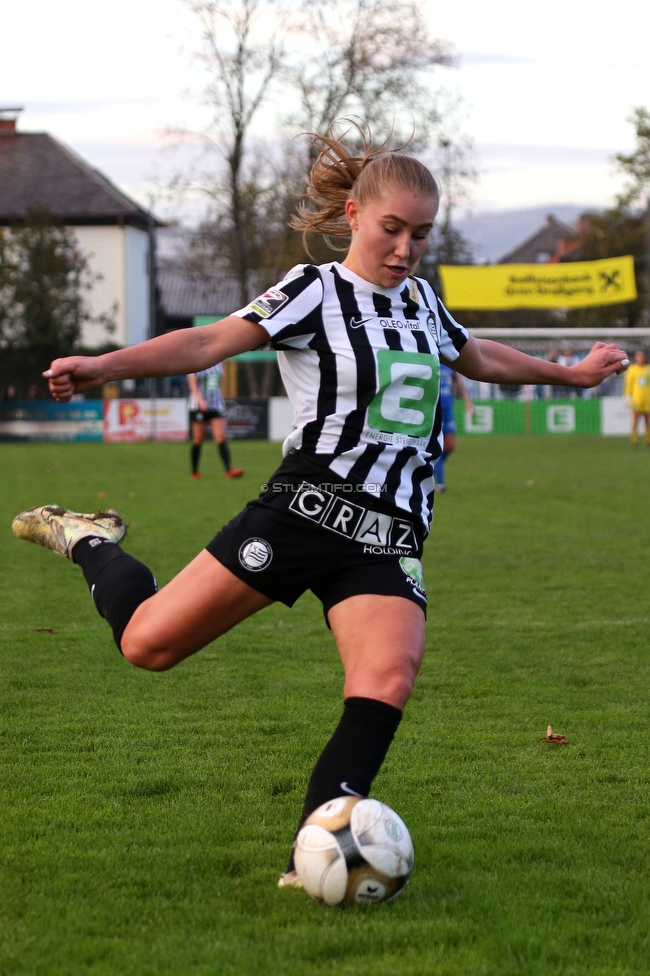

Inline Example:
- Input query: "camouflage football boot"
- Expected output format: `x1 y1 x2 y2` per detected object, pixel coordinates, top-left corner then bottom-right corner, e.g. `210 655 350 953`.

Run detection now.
12 505 126 560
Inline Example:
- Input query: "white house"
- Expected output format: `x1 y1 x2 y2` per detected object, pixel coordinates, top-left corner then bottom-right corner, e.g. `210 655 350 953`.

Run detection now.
0 111 159 348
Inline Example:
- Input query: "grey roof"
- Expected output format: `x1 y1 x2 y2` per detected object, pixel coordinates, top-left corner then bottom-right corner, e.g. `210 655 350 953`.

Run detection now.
0 132 157 229
157 266 246 318
499 215 574 264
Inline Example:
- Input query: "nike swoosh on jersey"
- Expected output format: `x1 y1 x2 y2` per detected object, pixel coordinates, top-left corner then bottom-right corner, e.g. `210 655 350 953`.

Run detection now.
340 781 364 797
349 316 375 329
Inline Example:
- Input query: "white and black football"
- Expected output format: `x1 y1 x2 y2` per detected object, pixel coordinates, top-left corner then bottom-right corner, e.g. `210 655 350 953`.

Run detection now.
294 796 414 905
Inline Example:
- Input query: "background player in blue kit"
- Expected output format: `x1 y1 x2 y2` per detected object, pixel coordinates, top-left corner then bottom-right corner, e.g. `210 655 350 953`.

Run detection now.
188 363 244 480
433 364 473 492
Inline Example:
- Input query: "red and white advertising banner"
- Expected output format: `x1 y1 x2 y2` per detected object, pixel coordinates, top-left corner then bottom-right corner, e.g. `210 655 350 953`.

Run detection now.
103 399 189 442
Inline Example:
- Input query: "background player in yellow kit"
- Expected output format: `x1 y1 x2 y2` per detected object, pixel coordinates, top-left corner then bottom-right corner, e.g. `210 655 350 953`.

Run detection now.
624 350 650 445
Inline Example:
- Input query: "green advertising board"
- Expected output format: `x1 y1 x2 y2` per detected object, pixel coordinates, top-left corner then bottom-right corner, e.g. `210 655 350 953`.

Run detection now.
454 399 601 435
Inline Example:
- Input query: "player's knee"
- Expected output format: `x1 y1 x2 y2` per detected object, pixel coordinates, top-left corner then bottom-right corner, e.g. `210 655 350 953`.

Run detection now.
386 669 417 708
364 662 419 710
121 629 175 672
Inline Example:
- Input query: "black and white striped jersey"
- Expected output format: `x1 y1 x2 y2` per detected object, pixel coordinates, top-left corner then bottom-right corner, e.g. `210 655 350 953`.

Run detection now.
233 261 468 532
189 363 226 413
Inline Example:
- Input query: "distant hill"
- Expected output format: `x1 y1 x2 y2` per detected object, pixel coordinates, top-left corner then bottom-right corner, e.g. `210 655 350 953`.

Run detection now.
457 204 595 264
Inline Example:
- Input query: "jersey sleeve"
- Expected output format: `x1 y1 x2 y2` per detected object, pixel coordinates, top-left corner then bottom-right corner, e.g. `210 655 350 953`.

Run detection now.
232 264 324 349
415 278 468 361
433 293 469 361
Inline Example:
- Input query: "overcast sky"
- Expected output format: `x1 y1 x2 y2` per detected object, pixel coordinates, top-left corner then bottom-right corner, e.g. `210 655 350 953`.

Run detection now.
3 0 650 221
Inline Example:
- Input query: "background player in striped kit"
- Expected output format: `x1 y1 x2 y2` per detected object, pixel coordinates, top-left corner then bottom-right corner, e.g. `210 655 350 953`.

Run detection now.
14 129 629 889
187 363 244 479
432 364 473 493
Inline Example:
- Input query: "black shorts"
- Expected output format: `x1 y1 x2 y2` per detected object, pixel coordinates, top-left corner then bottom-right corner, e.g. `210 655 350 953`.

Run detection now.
190 409 224 423
206 453 428 620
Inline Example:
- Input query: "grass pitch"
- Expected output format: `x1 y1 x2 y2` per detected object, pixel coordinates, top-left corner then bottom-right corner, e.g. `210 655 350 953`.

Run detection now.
1 435 650 976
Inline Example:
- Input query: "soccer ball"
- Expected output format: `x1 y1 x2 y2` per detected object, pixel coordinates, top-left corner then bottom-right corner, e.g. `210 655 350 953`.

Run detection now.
294 796 413 905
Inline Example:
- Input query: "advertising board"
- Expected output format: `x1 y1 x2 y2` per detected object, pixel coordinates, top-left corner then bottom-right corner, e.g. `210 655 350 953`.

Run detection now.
103 399 189 442
0 401 103 442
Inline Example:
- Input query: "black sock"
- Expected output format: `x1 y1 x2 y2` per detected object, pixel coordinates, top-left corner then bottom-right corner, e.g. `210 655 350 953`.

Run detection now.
286 696 403 872
218 441 232 472
72 537 158 652
191 443 201 474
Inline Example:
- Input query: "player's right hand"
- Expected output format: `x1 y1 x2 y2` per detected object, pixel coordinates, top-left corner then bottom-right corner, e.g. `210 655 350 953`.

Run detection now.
43 357 105 402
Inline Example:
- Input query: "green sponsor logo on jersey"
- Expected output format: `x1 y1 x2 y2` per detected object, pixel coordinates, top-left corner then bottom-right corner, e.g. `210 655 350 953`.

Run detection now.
367 350 439 439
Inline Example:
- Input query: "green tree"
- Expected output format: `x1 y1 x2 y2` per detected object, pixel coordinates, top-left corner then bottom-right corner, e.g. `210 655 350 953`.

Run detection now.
615 106 650 323
616 107 650 205
0 206 114 394
560 207 646 330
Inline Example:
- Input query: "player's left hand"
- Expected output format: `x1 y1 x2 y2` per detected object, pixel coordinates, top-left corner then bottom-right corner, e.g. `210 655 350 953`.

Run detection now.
569 343 629 388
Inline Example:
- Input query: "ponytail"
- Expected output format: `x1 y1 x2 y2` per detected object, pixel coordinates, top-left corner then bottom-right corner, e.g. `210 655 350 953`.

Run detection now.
291 124 439 246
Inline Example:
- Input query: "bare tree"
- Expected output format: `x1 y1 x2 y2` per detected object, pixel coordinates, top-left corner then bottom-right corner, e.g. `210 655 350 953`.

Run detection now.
174 0 466 296
287 0 454 149
181 0 286 304
423 134 477 276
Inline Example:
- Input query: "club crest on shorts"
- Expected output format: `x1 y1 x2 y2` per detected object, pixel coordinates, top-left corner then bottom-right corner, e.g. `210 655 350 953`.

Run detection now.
239 537 273 572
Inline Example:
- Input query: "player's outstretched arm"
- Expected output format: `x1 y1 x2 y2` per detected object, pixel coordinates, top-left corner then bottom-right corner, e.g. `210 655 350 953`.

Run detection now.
450 337 628 390
44 316 267 402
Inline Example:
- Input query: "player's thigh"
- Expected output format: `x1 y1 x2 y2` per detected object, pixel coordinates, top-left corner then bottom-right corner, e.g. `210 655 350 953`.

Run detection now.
122 549 273 670
328 594 426 709
210 417 227 443
191 420 207 444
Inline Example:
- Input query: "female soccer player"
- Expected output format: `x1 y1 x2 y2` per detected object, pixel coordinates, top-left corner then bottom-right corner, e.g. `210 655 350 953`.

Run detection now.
12 132 628 888
187 363 244 479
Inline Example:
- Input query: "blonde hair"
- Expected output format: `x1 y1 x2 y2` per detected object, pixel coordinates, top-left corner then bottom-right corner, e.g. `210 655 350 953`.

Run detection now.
292 126 439 246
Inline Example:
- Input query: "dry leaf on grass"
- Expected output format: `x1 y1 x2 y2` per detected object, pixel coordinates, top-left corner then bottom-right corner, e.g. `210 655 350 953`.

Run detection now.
34 627 57 634
540 724 569 745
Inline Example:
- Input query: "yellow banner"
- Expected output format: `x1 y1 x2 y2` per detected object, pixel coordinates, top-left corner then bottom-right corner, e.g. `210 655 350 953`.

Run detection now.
438 255 637 310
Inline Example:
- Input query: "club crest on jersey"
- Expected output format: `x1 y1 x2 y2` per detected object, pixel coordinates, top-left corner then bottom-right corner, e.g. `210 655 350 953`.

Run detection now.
249 287 289 319
426 313 438 342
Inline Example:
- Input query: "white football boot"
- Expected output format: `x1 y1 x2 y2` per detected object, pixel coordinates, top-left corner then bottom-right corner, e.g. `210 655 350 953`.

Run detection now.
277 870 303 889
12 505 126 560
